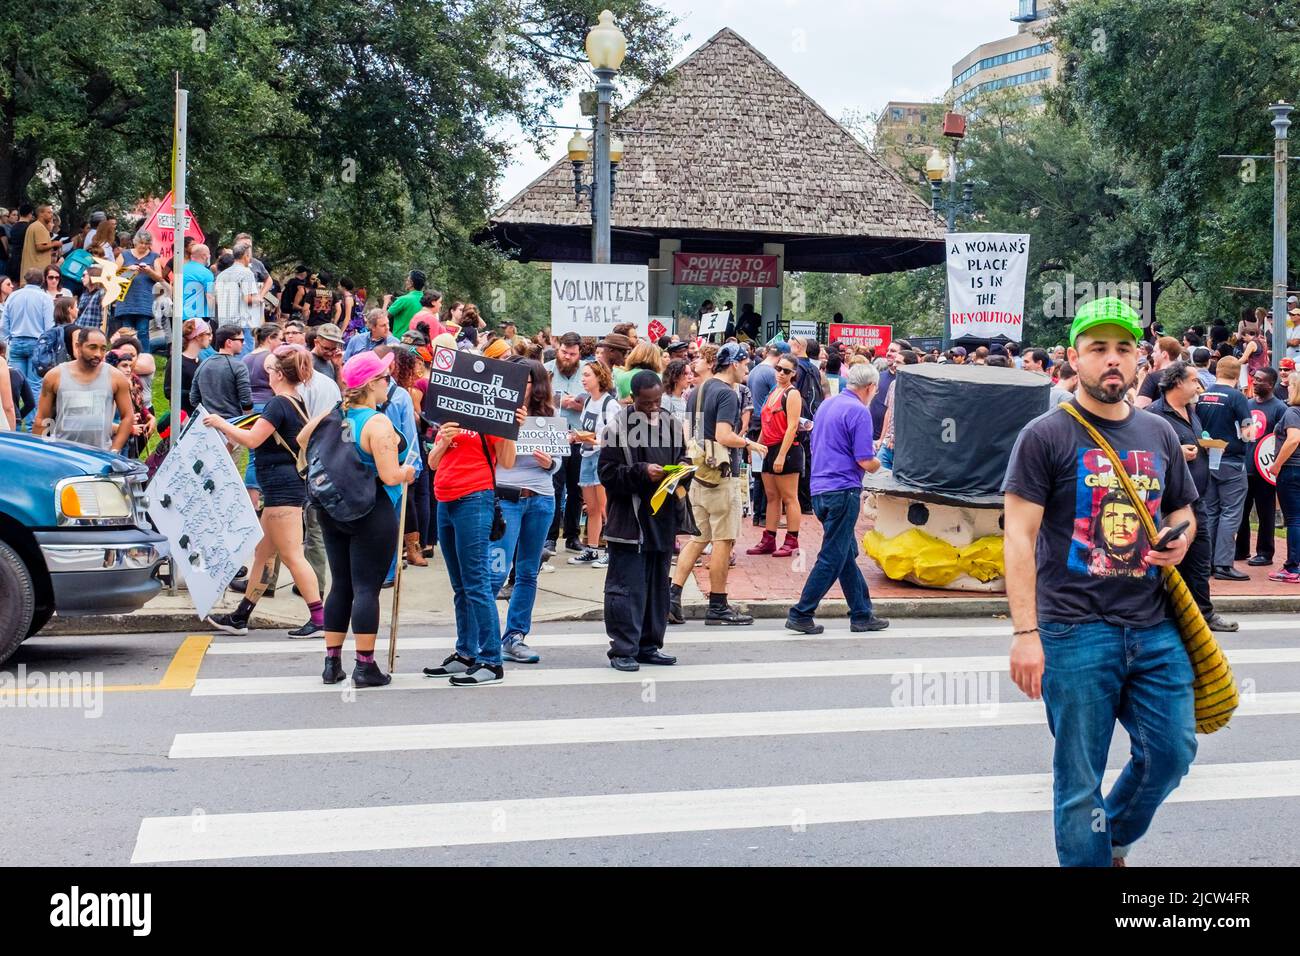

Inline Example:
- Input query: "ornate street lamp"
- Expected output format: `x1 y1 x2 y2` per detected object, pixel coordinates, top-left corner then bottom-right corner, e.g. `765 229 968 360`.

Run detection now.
584 10 626 264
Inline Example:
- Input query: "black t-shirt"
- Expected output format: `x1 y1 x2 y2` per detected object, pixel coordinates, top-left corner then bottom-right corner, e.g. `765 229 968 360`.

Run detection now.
1277 405 1300 471
257 394 308 467
690 378 742 473
282 277 306 315
5 222 29 280
1246 396 1288 475
1196 385 1252 463
1138 372 1161 402
1002 400 1199 627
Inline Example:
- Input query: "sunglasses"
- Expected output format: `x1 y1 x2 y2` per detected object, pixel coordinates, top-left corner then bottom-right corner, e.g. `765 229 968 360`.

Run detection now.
776 366 796 375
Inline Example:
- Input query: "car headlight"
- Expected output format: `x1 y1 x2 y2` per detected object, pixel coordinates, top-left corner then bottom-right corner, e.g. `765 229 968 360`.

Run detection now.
56 478 133 525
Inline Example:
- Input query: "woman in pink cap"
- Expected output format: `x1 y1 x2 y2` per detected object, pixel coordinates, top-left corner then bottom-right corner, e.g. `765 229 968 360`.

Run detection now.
299 350 416 686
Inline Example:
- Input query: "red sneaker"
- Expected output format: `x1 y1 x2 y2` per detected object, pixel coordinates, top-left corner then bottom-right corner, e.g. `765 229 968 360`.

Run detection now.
746 530 777 555
772 533 800 558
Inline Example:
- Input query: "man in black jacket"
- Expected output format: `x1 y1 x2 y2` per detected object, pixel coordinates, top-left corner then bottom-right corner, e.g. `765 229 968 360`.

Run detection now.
599 371 690 672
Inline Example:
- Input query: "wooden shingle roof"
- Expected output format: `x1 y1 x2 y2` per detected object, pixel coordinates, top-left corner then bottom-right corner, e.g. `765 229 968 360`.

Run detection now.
487 28 945 273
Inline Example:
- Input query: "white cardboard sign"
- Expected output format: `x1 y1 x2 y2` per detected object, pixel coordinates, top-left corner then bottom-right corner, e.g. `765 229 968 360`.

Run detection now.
551 263 650 338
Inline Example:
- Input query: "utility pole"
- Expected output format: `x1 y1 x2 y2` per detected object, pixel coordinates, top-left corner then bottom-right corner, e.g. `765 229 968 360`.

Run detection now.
1270 102 1292 366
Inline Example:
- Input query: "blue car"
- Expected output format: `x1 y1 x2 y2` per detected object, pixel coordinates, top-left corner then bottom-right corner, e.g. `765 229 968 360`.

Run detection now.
0 432 169 664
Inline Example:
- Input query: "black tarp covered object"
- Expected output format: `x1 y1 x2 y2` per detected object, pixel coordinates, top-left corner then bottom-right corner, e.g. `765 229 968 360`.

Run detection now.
889 363 1050 499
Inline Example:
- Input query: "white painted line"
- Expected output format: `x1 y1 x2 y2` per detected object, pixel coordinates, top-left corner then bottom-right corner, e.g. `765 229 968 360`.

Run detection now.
203 618 1300 656
130 758 1300 863
189 647 1300 697
168 691 1300 759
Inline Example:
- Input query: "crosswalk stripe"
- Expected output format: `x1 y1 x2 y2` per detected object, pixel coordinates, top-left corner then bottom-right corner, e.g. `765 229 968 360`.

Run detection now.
129 758 1300 863
203 619 1300 656
167 691 1300 759
189 647 1300 697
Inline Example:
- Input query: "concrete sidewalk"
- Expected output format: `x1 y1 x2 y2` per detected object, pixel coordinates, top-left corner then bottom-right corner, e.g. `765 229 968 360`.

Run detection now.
45 526 1300 635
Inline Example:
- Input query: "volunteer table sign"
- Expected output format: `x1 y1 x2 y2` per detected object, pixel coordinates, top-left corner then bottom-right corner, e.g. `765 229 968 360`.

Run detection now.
423 347 528 440
946 233 1030 341
551 262 650 338
514 416 572 456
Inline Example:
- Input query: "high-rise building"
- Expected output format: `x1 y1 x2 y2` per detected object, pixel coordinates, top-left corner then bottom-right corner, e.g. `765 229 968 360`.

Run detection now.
874 101 946 174
950 1 1059 111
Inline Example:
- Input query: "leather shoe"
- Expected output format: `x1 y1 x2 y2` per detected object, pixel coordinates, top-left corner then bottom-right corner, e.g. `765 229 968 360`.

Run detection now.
1206 613 1239 632
1247 555 1273 567
1213 566 1250 581
636 649 677 665
785 616 824 635
851 616 891 632
610 656 640 672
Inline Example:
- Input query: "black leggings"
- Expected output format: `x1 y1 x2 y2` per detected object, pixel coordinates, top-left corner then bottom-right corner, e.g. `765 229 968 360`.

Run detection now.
319 482 398 634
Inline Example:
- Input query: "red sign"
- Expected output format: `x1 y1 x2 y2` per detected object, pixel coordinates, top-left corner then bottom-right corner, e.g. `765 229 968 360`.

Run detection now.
673 253 778 288
142 191 205 262
647 318 668 342
829 324 892 353
1256 433 1278 486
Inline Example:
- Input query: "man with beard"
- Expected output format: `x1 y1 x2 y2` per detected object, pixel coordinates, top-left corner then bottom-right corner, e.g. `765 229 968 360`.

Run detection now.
1003 297 1199 867
33 327 134 451
546 332 587 553
1235 365 1288 567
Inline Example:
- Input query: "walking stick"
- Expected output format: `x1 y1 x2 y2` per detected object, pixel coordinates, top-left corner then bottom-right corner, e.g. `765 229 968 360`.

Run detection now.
388 480 410 673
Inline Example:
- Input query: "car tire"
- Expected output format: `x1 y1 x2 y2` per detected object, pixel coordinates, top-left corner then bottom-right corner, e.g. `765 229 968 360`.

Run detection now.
0 540 35 666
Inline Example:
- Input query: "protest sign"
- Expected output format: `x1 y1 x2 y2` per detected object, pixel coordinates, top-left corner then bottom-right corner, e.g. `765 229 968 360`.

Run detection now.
789 319 817 340
829 324 891 352
145 406 263 619
551 262 650 338
142 190 205 263
1256 433 1278 486
945 233 1030 342
699 309 730 336
672 253 778 287
514 416 572 456
647 317 669 342
423 347 528 440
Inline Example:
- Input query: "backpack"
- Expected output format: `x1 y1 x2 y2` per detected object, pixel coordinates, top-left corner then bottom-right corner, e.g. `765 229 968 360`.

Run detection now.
794 359 822 418
33 326 70 378
59 248 95 283
304 405 380 522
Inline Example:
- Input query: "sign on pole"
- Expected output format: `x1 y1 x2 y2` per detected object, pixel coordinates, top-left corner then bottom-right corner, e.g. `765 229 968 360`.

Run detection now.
789 319 817 340
672 253 779 287
514 416 573 456
145 189 204 264
829 324 892 352
551 262 650 338
146 406 263 619
945 232 1030 342
422 346 529 440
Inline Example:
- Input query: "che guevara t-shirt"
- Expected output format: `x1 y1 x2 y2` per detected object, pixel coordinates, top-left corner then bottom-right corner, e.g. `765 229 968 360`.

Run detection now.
1002 400 1199 628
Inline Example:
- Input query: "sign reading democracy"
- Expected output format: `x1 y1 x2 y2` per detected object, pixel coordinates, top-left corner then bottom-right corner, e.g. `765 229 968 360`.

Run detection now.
142 190 205 263
551 263 650 338
829 323 892 353
514 416 572 457
945 232 1030 342
422 347 528 440
673 253 778 288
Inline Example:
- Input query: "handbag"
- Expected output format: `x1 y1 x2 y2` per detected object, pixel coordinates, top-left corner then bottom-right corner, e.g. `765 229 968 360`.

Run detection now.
686 380 729 487
479 433 507 541
1059 403 1238 733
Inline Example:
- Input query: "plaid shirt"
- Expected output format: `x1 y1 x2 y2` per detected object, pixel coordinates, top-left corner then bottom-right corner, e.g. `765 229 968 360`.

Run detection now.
76 290 106 330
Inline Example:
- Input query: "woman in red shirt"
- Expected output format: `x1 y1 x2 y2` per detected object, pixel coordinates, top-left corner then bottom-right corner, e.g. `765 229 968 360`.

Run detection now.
423 401 526 686
747 355 804 557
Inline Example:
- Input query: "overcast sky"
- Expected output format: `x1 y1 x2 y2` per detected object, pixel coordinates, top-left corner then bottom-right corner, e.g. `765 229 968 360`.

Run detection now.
496 0 1018 203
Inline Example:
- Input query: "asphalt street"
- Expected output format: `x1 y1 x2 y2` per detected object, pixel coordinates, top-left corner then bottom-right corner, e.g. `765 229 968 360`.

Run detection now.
4 615 1299 866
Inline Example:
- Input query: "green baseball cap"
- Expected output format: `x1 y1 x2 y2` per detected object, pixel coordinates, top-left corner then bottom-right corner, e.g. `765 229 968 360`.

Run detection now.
1069 297 1144 346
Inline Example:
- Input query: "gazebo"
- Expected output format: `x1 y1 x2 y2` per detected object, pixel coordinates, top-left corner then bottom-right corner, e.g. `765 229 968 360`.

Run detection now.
481 28 946 331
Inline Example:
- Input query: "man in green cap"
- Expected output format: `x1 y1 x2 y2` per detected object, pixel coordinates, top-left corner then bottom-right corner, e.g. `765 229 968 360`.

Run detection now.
1000 296 1201 866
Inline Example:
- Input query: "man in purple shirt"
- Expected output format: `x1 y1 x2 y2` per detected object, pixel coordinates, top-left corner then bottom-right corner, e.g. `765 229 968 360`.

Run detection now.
786 362 889 634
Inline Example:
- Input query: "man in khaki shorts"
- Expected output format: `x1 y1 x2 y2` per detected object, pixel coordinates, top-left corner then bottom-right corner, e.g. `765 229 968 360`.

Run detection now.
669 342 767 625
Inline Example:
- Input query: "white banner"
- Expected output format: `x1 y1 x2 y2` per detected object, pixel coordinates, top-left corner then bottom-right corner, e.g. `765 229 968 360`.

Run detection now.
551 263 650 338
514 416 572 456
146 406 263 620
945 232 1030 342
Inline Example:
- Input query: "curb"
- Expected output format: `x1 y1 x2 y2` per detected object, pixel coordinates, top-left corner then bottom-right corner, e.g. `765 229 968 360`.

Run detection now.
41 594 1300 635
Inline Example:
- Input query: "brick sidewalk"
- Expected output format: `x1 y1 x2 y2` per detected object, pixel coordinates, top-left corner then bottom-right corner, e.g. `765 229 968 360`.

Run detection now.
697 513 1296 604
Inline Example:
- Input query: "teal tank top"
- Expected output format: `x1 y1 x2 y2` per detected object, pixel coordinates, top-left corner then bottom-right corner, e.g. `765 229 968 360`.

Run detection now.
345 407 402 506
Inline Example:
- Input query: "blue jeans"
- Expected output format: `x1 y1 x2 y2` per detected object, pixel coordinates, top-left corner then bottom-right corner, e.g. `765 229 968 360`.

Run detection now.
1039 619 1197 867
109 314 151 353
490 494 556 641
879 446 893 470
1276 468 1300 572
241 326 255 357
438 489 502 666
7 336 39 427
791 488 872 621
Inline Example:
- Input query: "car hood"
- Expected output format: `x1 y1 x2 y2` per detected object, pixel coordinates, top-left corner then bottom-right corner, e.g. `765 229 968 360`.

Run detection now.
0 431 145 478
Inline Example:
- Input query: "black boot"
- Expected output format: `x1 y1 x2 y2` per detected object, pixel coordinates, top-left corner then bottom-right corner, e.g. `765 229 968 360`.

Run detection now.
352 659 392 687
667 582 685 626
705 592 753 626
322 654 346 684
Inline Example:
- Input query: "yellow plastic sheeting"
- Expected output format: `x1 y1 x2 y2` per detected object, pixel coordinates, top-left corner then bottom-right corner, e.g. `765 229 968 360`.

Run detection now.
863 529 1005 587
